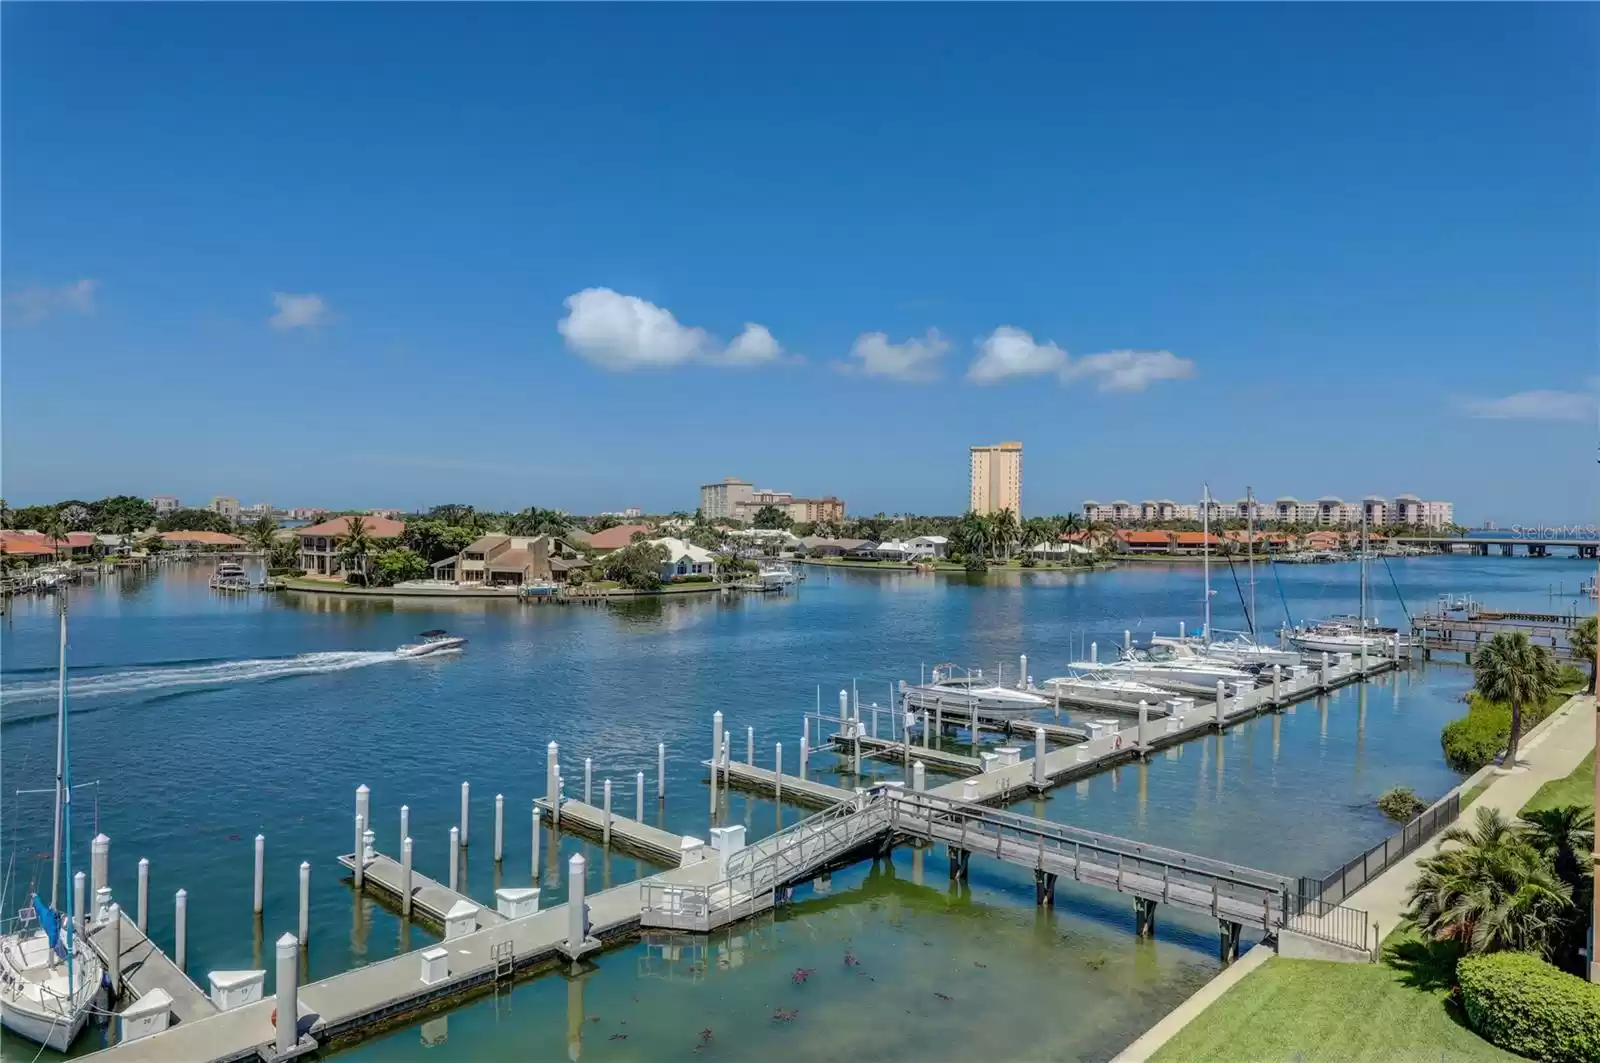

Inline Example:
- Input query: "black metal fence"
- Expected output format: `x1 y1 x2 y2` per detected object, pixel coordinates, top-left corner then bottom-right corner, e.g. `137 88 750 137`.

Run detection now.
1286 895 1372 953
1299 792 1461 907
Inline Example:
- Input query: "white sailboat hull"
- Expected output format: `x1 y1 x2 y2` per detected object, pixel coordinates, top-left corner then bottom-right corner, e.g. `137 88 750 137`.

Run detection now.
1 996 92 1052
1288 633 1388 656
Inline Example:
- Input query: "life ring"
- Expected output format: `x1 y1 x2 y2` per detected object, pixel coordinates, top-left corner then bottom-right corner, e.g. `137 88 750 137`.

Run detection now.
271 1007 277 1028
1113 735 1123 750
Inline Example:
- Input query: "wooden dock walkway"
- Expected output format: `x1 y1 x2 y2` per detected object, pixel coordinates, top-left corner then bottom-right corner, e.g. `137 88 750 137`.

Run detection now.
534 797 687 865
85 857 726 1063
335 851 507 927
85 910 218 1027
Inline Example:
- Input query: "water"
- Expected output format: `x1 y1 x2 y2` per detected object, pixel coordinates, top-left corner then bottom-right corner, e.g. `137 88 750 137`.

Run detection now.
0 555 1588 1059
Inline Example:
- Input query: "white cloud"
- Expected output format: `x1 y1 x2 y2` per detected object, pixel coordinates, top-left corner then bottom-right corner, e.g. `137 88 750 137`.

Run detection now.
1063 349 1196 392
558 288 784 371
1460 389 1594 422
270 292 330 330
968 326 1067 383
2 279 97 324
840 329 950 382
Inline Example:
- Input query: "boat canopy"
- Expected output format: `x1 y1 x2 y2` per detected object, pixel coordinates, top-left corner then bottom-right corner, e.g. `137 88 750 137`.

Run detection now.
419 629 448 637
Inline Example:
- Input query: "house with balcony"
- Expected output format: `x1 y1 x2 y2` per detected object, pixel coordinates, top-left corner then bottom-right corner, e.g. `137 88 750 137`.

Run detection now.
430 533 589 586
296 515 406 578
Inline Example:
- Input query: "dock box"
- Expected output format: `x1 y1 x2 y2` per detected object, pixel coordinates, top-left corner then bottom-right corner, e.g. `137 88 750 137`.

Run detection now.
207 969 265 1012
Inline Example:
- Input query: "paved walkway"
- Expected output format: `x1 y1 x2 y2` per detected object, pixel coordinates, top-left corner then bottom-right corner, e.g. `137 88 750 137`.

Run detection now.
1349 693 1594 939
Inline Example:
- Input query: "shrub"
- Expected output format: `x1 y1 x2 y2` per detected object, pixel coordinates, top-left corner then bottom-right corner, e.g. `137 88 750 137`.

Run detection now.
1458 952 1600 1063
1440 691 1570 773
669 574 713 584
1377 786 1427 822
1556 663 1586 691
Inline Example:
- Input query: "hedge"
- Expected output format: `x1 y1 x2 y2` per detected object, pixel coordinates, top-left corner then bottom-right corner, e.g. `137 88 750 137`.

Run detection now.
1440 691 1569 774
1458 952 1600 1063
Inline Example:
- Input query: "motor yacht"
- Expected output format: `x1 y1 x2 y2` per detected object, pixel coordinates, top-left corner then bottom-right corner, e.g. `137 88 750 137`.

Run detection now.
396 630 468 657
902 665 1052 715
1073 644 1259 695
1034 669 1178 707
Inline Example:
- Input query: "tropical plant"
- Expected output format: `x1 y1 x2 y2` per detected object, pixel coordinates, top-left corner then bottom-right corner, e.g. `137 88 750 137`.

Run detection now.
41 510 68 563
267 533 300 573
1377 786 1427 822
595 541 669 590
1522 805 1596 890
371 547 429 586
139 532 167 556
991 508 1019 560
247 513 279 556
1569 616 1596 694
1405 806 1573 958
506 507 569 537
1458 951 1600 1063
751 505 792 530
1473 631 1559 765
337 516 375 582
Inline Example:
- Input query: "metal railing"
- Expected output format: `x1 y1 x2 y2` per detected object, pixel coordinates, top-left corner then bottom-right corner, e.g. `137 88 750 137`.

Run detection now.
1284 895 1372 954
1301 792 1460 907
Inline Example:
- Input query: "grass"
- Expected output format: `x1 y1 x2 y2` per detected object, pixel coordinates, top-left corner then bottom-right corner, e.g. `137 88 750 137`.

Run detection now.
1521 749 1595 815
1148 956 1518 1063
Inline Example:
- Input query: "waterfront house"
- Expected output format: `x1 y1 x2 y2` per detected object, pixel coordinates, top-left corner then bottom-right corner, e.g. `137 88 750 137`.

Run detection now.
1026 540 1091 561
874 540 912 561
583 523 654 553
907 535 949 559
798 536 872 558
1113 530 1174 554
1170 531 1224 556
430 533 589 586
296 515 406 578
0 533 57 565
843 540 880 560
159 530 247 552
645 537 716 580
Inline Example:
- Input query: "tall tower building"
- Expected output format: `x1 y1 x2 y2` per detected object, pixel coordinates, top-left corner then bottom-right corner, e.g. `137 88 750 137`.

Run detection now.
969 442 1022 516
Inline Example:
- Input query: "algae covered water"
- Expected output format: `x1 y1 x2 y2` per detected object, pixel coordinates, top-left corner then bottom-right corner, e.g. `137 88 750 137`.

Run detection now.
0 555 1588 1059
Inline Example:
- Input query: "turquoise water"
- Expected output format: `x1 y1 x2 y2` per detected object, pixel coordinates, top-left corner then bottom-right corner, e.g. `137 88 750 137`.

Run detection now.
0 555 1589 1059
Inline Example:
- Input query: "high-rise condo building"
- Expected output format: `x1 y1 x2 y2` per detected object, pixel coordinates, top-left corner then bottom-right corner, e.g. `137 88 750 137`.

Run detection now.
969 442 1022 517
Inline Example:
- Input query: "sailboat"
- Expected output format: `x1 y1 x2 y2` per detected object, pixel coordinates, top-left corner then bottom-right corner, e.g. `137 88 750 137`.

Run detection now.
1284 506 1392 657
0 596 105 1051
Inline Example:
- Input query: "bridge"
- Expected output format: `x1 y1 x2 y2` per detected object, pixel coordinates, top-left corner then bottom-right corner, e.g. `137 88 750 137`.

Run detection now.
1391 535 1599 558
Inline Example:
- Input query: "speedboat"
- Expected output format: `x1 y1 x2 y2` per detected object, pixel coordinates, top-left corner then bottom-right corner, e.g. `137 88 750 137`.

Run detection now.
758 563 797 588
1035 669 1177 707
1150 633 1301 669
1074 644 1259 696
396 630 467 657
902 665 1053 715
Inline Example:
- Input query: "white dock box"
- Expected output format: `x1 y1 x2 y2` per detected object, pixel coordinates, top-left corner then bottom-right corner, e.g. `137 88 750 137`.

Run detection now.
207 969 265 1012
420 945 449 986
710 825 746 861
495 887 540 919
443 899 479 941
995 747 1022 768
961 779 981 802
978 751 999 774
678 835 707 866
119 987 173 1042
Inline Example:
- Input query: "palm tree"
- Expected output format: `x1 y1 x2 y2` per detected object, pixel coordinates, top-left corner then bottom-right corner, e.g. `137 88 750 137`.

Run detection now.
42 510 68 564
991 508 1019 561
337 516 375 582
1569 616 1596 694
1521 805 1595 889
1473 631 1559 766
248 513 279 557
1405 806 1572 958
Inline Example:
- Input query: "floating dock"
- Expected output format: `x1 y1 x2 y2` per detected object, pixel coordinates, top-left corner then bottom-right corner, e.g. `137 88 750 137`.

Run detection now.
85 909 218 1026
533 796 688 866
334 850 507 927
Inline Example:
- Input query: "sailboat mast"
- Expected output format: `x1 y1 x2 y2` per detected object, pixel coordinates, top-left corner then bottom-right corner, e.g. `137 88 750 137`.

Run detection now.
1247 485 1256 635
1360 505 1369 635
1202 483 1211 642
50 594 66 910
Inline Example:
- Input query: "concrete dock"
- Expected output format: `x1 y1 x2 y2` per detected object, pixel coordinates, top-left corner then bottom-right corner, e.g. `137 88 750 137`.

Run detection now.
85 909 218 1026
834 732 984 774
334 850 507 927
711 759 856 808
534 796 688 865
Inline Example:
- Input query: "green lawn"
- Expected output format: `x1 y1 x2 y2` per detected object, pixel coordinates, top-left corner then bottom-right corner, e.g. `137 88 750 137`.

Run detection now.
1148 957 1517 1063
1522 749 1595 815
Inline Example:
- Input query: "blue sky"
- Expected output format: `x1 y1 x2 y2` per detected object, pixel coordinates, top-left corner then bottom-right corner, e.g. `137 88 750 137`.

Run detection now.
3 4 1595 523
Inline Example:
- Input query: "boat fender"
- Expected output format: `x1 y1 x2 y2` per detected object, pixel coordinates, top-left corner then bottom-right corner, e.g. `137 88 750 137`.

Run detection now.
1113 735 1123 750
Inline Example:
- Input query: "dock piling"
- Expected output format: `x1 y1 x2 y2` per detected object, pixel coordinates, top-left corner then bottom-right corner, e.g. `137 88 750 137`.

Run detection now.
298 861 310 945
871 703 879 737
1179 621 1186 639
635 771 645 822
839 689 848 729
1138 700 1150 752
530 802 540 884
459 781 470 847
175 888 188 972
494 794 505 863
401 837 414 918
775 743 783 801
448 828 460 892
602 779 613 846
1020 654 1028 689
1214 681 1225 729
354 815 366 890
1124 630 1132 652
1320 652 1330 689
546 742 560 810
276 932 299 1058
107 902 122 998
567 854 588 955
137 858 149 933
711 711 724 816
91 833 109 910
355 784 370 835
913 760 926 793
253 834 266 916
72 871 85 935
657 742 666 800
1033 728 1047 787
747 726 755 767
400 805 409 852
799 731 809 778
1090 641 1098 664
1271 665 1281 705
584 758 593 805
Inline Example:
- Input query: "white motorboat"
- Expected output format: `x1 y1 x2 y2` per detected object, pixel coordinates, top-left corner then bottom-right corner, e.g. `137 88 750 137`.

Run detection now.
1150 633 1301 669
0 597 105 1052
1076 644 1259 695
902 665 1052 715
1284 621 1391 656
210 561 250 591
1035 669 1177 707
396 630 467 657
758 563 797 588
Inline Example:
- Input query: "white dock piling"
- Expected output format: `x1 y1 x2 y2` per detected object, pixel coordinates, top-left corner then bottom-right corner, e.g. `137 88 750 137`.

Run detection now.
401 837 414 918
530 801 540 882
298 862 310 945
839 689 848 728
91 834 109 910
635 771 645 822
1138 700 1150 751
1124 630 1132 652
1019 654 1028 689
275 932 299 1058
354 814 366 890
799 731 809 778
253 835 265 915
567 854 588 955
921 711 930 749
602 779 612 845
1360 640 1368 674
871 703 879 737
174 888 187 971
1179 621 1186 639
657 742 666 799
448 828 460 892
1090 641 1098 664
137 858 149 933
400 805 409 852
584 758 593 805
459 781 471 847
107 903 122 998
747 726 755 766
1320 651 1330 689
1214 681 1226 727
546 742 560 809
1033 728 1046 787
775 743 783 800
494 794 505 863
1272 664 1282 704
711 711 724 815
72 871 85 934
355 784 370 834
913 760 926 792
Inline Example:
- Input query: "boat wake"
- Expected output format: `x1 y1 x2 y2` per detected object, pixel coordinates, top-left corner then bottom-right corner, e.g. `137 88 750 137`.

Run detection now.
0 651 401 708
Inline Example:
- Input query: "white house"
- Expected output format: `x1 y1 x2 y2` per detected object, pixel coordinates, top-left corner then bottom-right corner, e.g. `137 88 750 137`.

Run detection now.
1026 540 1092 561
874 540 912 561
648 537 716 580
907 535 949 560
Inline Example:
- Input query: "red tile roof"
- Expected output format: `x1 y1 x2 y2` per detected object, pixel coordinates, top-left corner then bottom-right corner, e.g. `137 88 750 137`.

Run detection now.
159 530 247 546
584 523 653 551
1115 530 1172 546
296 515 406 539
1172 531 1224 546
0 536 55 556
